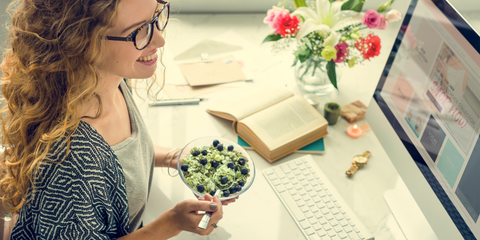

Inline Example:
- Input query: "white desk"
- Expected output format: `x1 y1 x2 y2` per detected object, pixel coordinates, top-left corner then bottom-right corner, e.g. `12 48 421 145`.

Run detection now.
135 4 412 239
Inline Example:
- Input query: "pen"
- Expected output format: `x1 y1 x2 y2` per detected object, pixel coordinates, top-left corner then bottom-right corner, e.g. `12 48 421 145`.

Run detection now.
149 98 207 107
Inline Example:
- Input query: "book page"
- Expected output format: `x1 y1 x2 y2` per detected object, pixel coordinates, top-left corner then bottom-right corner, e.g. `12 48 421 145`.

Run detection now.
207 87 293 121
240 96 327 150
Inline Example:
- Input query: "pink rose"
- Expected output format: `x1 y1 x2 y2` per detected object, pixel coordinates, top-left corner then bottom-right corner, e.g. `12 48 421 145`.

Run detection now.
378 15 388 30
264 7 289 29
385 9 402 22
333 42 349 63
362 9 381 29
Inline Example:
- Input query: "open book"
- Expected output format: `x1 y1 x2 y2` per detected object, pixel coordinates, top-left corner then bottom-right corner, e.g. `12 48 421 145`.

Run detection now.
207 87 328 162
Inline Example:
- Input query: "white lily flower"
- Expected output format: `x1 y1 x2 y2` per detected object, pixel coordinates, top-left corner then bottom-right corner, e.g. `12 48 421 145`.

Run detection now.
292 0 363 40
324 32 341 47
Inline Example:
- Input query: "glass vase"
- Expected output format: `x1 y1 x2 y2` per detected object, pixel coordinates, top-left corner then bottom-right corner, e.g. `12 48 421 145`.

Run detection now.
294 57 342 96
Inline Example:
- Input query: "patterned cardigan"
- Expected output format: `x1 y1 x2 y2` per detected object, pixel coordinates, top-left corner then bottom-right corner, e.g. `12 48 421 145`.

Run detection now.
10 121 130 239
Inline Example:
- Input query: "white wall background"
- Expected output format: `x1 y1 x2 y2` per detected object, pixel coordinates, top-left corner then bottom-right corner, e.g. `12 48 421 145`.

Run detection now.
170 0 476 13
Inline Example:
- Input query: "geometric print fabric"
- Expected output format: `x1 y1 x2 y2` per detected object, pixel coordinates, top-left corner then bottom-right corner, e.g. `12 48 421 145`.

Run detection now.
10 120 130 239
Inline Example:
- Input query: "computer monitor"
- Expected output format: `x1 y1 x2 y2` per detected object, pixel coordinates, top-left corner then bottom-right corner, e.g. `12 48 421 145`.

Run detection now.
367 0 480 239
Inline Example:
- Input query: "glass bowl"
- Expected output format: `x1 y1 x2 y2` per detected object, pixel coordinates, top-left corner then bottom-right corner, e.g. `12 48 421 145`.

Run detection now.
177 136 256 201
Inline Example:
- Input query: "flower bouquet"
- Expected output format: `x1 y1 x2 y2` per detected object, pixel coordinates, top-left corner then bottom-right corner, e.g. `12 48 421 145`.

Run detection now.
263 0 402 93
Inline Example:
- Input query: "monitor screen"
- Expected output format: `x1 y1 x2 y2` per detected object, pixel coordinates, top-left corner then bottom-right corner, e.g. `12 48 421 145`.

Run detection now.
370 0 480 239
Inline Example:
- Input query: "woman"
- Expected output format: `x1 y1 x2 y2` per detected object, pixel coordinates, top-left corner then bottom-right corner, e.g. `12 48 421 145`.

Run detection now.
0 0 227 239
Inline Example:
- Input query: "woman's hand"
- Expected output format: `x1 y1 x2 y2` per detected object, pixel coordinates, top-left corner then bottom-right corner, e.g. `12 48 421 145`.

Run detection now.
171 193 223 236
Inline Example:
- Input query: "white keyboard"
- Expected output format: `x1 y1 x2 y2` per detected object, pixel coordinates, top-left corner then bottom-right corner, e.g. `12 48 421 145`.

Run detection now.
264 155 374 240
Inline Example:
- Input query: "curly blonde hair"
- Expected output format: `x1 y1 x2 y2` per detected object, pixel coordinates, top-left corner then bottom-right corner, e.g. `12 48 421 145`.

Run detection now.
0 0 164 213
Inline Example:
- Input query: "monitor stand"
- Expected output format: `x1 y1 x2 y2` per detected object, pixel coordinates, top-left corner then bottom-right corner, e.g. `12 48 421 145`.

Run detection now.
384 177 438 240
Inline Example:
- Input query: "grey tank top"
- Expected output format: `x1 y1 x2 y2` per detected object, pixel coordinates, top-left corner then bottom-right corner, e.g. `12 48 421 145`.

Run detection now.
112 81 155 232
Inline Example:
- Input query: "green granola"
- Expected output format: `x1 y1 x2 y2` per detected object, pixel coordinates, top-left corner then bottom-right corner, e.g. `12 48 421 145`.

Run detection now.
180 140 251 198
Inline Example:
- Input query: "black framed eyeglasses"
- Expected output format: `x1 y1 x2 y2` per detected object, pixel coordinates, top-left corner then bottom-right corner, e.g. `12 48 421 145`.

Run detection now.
106 2 170 50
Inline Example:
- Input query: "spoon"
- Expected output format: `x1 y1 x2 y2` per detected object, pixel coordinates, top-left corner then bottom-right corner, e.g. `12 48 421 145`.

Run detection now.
198 165 236 230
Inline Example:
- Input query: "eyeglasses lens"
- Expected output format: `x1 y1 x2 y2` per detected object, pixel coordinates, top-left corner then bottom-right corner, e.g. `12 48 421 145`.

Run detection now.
135 24 152 49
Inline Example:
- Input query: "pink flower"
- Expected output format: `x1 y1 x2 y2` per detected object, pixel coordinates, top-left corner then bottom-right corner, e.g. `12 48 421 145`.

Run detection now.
362 10 382 29
385 9 402 22
275 13 300 37
334 42 349 63
264 7 289 29
378 15 388 30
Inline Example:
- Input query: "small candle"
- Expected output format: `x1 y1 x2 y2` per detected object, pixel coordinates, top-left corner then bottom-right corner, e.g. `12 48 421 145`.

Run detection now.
324 102 341 125
347 124 363 138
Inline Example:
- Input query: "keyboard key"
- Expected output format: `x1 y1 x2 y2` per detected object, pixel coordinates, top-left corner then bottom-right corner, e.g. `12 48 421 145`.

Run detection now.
297 200 306 207
305 228 315 236
325 213 334 221
264 169 274 175
348 231 361 240
309 234 321 240
267 173 278 181
331 235 341 240
318 217 328 225
279 191 305 222
314 211 323 219
302 158 309 163
297 174 306 181
309 205 319 213
308 191 317 197
294 183 303 190
331 208 340 215
271 179 281 186
348 220 356 227
305 211 313 218
293 169 302 175
326 202 335 209
306 174 315 181
312 222 322 231
334 225 343 233
281 165 291 174
326 229 336 237
321 208 330 214
316 201 326 209
288 188 297 195
312 195 322 203
317 228 327 237
343 225 353 232
334 213 343 220
288 162 297 170
300 179 309 186
275 185 286 193
292 194 301 201
286 172 296 179
314 185 323 192
317 189 326 197
338 231 348 239
300 205 309 213
298 189 307 196
302 194 311 201
353 226 360 233
344 213 351 220
305 199 315 207
339 219 349 227
295 159 303 165
304 185 313 192
326 190 333 196
274 168 287 179
285 183 294 190
300 220 311 229
281 178 290 184
329 219 339 227
309 217 317 225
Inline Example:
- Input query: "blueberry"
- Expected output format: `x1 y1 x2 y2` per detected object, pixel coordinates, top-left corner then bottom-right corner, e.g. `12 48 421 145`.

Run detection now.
220 176 228 184
229 186 236 194
235 185 242 192
241 168 248 175
238 180 245 187
210 190 216 196
197 184 205 193
227 145 234 151
217 144 224 151
223 190 230 197
233 165 238 172
180 164 188 171
213 139 219 147
238 158 245 165
192 150 200 156
211 160 219 168
201 150 208 156
227 162 235 169
200 158 207 165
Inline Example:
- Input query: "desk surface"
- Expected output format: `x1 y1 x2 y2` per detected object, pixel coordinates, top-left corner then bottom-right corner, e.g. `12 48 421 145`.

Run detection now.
135 4 412 239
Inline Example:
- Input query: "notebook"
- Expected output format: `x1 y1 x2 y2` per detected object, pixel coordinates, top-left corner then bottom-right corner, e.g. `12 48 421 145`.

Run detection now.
238 136 325 154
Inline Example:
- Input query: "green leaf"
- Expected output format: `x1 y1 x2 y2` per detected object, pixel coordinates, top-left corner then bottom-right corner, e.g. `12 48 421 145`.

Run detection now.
341 0 365 12
293 0 307 9
262 34 282 44
292 57 299 67
326 61 337 89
